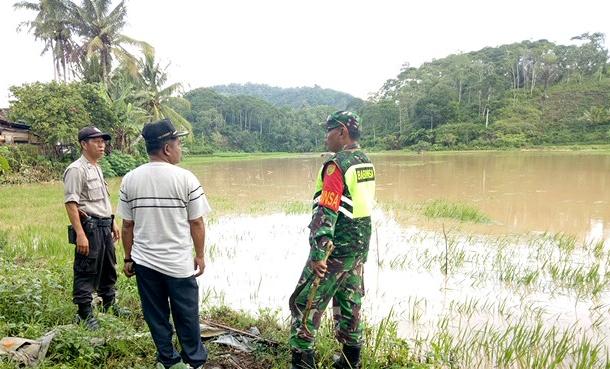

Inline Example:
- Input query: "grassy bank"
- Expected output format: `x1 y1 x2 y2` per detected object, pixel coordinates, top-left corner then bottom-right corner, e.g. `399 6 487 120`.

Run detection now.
368 143 610 156
182 152 317 164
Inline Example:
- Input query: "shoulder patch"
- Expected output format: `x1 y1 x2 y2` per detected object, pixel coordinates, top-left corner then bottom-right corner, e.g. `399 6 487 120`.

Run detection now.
355 166 375 182
326 163 337 176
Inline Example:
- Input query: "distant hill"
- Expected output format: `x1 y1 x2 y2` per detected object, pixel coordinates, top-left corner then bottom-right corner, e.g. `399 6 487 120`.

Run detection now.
210 83 363 110
176 34 610 153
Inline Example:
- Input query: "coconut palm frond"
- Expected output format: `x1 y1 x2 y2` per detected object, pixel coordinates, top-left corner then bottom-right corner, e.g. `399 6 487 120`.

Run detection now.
161 105 193 136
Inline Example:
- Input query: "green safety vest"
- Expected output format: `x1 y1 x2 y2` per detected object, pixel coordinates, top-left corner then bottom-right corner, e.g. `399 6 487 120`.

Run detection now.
312 150 376 219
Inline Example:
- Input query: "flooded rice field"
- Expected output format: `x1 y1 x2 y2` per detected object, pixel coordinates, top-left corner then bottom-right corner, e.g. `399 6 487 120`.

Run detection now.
189 151 610 367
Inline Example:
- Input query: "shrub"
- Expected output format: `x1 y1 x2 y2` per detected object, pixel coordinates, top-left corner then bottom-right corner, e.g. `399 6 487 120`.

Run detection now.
99 157 118 177
411 140 432 152
100 151 146 177
494 133 529 148
0 156 10 175
0 145 66 184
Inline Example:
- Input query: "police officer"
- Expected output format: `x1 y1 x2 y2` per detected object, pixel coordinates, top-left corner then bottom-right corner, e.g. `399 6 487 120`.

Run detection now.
63 126 124 330
288 111 376 369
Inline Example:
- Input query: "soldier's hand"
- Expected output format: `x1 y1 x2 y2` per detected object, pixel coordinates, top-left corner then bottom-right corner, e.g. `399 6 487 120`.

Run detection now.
123 261 135 278
194 256 205 277
76 233 89 256
310 260 327 278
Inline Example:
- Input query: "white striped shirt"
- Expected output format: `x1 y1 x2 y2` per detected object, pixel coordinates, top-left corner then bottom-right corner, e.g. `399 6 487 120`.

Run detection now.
118 162 211 278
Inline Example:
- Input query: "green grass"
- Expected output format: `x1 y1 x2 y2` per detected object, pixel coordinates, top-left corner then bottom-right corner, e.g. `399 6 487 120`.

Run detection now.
182 152 315 165
369 144 610 156
423 199 491 223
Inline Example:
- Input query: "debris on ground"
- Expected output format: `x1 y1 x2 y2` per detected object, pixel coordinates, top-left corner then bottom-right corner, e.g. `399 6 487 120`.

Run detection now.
0 320 279 368
0 330 56 367
206 348 269 369
202 320 278 347
201 320 280 369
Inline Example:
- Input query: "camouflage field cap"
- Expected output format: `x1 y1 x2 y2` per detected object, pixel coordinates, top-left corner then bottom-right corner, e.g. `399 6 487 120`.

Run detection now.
325 111 360 132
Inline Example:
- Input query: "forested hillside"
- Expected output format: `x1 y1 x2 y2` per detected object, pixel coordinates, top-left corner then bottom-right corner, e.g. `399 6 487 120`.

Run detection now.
210 83 363 110
179 33 610 152
173 88 333 152
361 33 610 149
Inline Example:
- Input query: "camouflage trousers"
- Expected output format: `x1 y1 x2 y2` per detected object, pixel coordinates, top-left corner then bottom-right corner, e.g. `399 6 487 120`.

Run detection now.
289 256 365 351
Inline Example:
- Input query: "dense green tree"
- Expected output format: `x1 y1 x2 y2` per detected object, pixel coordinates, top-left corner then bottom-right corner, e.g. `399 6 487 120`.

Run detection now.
211 83 362 109
8 82 116 150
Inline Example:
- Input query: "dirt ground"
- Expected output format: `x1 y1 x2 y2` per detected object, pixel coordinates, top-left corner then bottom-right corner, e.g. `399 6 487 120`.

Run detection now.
206 347 272 369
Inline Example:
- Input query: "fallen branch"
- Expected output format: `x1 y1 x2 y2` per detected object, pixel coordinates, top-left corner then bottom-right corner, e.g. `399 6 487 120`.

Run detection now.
201 320 279 347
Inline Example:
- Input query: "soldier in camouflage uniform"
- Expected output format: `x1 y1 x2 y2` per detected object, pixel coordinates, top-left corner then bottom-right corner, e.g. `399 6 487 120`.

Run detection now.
288 111 376 369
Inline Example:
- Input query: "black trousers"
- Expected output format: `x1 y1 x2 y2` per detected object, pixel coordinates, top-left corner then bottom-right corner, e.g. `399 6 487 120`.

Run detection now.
134 263 207 368
72 218 117 305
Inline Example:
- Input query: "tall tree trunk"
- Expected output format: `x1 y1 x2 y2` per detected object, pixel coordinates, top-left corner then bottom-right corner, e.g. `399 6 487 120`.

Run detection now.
515 59 521 88
485 107 489 128
52 53 58 81
530 63 536 95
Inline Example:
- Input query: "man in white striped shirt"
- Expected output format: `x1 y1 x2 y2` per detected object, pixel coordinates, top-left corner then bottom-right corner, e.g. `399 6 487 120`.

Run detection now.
118 118 210 369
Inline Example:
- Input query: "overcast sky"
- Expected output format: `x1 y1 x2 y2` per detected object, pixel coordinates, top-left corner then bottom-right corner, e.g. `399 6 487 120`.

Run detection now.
1 0 610 106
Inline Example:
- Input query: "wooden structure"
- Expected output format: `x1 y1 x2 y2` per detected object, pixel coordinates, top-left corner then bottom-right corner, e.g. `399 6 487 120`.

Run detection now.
0 110 39 145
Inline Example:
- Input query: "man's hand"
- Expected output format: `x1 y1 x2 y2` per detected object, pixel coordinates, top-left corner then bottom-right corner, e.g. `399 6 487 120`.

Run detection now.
76 232 89 256
112 222 121 242
310 260 327 278
123 261 135 278
194 256 205 277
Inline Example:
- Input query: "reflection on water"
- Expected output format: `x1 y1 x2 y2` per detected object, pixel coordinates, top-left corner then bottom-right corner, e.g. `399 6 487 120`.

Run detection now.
189 152 610 240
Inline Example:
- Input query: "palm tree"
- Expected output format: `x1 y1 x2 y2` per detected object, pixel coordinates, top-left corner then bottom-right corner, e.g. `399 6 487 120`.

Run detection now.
70 0 148 83
14 0 75 81
133 49 192 133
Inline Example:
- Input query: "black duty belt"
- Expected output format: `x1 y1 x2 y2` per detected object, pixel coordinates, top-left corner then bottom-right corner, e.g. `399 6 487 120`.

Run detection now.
85 215 114 227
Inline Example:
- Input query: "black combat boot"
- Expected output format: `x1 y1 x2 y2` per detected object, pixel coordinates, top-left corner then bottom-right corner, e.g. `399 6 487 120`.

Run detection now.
332 345 361 369
290 349 316 369
75 303 99 331
102 298 131 317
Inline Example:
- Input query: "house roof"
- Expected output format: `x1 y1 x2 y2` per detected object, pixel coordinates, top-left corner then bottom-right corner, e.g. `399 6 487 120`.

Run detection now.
0 119 31 131
0 108 32 130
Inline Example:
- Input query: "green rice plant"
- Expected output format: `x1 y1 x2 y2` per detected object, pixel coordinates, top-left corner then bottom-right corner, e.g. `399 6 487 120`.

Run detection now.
281 200 310 215
553 233 577 255
571 334 604 369
591 240 605 259
361 308 425 369
423 199 491 223
407 298 427 325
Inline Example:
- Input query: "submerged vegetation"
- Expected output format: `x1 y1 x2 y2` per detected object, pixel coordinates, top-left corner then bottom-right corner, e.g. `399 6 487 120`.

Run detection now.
423 199 491 223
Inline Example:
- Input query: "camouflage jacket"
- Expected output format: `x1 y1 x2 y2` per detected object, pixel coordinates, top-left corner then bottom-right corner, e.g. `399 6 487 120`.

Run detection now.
308 144 375 261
